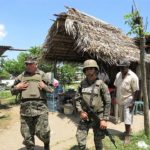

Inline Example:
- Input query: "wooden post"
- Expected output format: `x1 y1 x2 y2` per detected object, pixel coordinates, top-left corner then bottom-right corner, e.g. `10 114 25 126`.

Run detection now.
53 59 57 78
139 16 150 137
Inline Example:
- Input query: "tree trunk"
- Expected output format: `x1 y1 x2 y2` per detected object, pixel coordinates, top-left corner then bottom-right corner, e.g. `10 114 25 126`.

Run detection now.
139 17 150 137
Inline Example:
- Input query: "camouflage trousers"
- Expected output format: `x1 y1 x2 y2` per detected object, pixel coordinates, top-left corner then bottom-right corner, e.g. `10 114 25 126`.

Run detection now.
20 113 50 150
76 120 105 150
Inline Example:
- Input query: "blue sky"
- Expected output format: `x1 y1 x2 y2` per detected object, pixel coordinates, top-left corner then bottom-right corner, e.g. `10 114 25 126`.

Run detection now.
0 0 150 60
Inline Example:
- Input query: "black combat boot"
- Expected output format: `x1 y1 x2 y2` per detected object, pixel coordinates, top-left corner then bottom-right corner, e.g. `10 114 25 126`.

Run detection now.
44 143 50 150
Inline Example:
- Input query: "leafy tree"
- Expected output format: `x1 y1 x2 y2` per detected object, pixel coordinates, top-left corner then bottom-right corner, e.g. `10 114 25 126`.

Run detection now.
58 64 77 88
39 62 53 73
3 52 28 76
28 46 41 57
124 11 140 36
124 9 149 36
0 69 10 79
3 46 52 76
3 59 24 76
28 46 52 72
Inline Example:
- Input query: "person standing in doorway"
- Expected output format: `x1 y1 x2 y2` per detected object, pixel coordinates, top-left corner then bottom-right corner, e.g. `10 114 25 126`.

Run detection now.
114 58 139 145
11 56 52 150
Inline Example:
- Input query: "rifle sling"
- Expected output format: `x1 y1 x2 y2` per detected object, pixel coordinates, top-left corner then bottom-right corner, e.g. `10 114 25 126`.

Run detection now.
89 81 97 106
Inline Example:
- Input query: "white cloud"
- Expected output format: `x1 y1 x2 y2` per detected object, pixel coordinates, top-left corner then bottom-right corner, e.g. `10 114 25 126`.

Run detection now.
0 24 7 39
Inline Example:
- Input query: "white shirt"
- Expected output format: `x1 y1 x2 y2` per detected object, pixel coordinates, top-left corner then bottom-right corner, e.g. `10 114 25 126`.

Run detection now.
114 69 139 105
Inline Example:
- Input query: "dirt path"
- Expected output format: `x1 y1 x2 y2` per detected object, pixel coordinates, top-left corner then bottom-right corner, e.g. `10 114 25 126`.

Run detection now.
0 106 147 150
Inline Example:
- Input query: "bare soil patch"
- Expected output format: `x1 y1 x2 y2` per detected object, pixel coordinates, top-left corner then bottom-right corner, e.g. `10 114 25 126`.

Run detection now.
0 105 19 130
0 105 148 150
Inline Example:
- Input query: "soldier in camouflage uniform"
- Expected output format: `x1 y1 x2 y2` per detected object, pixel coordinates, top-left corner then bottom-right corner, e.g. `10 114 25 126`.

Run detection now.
11 56 52 150
76 59 111 150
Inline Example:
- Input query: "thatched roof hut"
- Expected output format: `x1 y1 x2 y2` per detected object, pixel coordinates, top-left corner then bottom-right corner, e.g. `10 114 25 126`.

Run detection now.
43 7 146 65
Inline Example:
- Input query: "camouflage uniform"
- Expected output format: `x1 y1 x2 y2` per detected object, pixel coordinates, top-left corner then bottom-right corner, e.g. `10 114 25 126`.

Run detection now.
76 79 111 150
11 69 51 150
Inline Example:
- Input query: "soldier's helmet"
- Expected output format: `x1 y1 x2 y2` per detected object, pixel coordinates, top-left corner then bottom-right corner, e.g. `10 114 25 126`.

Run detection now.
24 56 38 64
117 58 130 67
83 59 99 72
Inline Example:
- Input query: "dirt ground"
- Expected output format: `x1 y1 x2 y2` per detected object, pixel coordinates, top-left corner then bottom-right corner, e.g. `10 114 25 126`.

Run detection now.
0 105 148 150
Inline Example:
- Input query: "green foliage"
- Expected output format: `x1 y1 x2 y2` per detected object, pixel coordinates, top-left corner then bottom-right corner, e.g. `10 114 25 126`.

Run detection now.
124 11 141 37
28 46 41 57
2 46 52 76
28 46 52 72
0 69 10 79
0 90 12 98
103 131 150 150
58 64 77 88
0 57 10 79
3 52 28 76
0 90 16 104
17 52 28 63
65 83 79 91
124 11 150 37
66 130 150 150
3 58 25 76
38 61 52 72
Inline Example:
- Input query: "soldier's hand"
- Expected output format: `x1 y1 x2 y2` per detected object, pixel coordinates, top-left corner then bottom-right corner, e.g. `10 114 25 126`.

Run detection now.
100 120 107 129
80 111 88 120
39 81 47 90
15 81 29 90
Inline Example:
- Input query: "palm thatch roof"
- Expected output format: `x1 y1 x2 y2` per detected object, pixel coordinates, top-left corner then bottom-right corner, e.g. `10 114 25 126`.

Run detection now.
43 7 149 65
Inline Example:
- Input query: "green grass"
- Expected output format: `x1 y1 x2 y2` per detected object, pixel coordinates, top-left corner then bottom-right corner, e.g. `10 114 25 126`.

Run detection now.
103 131 150 150
0 90 12 98
0 90 17 105
66 131 150 150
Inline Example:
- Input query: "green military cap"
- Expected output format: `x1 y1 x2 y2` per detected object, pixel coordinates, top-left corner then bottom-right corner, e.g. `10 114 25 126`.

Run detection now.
24 56 37 64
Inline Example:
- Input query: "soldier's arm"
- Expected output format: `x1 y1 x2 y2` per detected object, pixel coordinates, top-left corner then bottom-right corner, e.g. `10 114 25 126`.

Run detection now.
11 74 29 95
39 81 54 93
75 85 84 113
100 82 111 120
40 72 54 93
11 77 22 95
76 98 84 113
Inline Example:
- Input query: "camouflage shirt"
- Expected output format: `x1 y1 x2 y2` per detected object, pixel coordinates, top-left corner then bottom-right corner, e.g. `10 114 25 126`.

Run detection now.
76 78 111 120
11 69 52 116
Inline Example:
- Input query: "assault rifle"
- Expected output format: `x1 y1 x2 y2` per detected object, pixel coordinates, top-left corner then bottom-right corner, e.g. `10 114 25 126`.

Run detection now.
75 96 117 148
